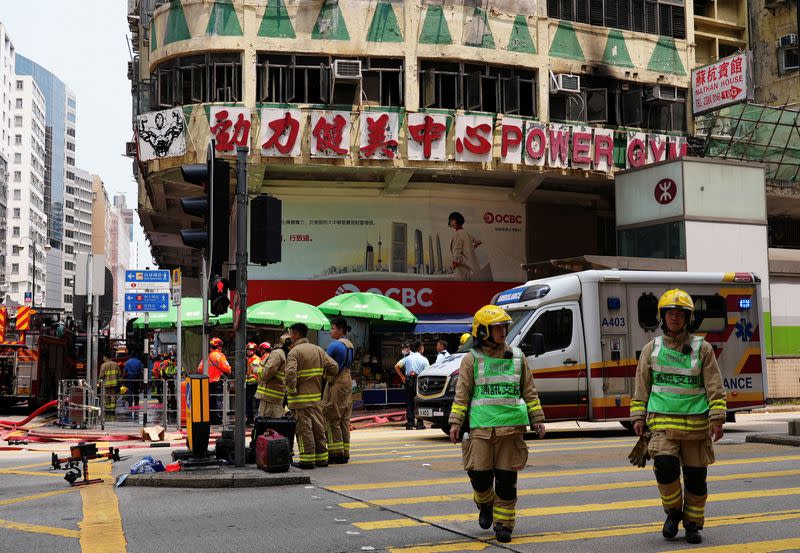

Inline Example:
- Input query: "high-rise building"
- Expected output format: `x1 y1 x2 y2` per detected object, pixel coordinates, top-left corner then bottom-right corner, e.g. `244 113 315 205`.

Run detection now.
16 55 75 311
109 194 132 337
6 75 47 306
0 22 15 300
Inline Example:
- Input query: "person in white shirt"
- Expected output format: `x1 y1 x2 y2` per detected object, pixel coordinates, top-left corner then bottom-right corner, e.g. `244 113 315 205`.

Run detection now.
394 341 430 430
435 340 450 364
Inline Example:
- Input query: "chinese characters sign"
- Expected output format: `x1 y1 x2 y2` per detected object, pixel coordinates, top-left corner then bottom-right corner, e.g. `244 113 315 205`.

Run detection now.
692 52 752 115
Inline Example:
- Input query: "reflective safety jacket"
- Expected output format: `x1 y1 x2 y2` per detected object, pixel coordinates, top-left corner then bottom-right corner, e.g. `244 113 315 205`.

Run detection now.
468 347 530 429
449 342 544 438
255 349 286 404
161 361 177 377
284 338 339 409
631 331 727 436
99 361 120 386
246 355 259 384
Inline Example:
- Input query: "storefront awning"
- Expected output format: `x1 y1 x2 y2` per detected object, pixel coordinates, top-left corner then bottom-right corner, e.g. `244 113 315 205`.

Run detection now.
373 315 472 334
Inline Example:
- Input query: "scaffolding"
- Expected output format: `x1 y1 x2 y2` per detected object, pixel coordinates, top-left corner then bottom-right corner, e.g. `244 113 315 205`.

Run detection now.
696 102 800 185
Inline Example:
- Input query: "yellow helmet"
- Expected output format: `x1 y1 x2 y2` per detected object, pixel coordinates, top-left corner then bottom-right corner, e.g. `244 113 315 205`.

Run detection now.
459 332 471 346
119 386 128 394
471 305 512 341
657 288 694 328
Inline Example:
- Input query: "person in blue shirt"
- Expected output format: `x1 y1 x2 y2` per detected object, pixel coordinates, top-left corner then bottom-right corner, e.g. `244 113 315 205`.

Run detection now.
394 341 430 430
324 318 355 463
123 354 144 407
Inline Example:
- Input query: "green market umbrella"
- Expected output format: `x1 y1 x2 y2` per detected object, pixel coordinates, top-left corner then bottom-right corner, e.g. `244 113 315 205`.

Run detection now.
218 299 331 330
131 297 229 329
318 292 417 324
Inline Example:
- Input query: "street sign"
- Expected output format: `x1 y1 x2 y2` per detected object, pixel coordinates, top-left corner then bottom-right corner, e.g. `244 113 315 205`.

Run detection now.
124 292 170 312
691 51 753 115
172 287 181 306
171 268 181 287
125 270 170 286
23 292 32 304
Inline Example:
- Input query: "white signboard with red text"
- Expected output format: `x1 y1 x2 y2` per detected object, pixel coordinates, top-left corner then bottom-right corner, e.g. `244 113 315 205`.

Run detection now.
691 52 752 115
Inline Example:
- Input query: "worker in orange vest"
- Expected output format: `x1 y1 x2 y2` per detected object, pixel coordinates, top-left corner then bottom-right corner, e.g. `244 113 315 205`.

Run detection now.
245 342 259 424
197 337 231 424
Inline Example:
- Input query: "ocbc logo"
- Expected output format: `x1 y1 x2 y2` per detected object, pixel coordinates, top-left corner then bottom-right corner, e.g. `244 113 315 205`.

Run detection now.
336 283 433 307
483 212 523 224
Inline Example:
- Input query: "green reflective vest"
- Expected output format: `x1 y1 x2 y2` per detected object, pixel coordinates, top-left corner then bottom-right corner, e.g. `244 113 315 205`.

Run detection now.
647 335 710 415
468 347 529 429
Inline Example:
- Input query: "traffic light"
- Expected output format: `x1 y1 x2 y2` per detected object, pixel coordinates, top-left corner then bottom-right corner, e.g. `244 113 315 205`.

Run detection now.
250 194 282 265
179 154 231 274
209 276 230 316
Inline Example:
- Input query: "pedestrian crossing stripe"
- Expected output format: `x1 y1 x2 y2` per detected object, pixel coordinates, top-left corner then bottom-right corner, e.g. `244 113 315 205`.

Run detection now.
337 468 800 509
347 442 629 465
386 509 800 552
327 454 800 492
353 486 800 530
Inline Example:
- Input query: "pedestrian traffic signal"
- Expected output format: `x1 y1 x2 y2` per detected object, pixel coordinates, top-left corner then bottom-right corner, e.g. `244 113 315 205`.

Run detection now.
209 276 230 316
250 194 282 265
179 154 231 275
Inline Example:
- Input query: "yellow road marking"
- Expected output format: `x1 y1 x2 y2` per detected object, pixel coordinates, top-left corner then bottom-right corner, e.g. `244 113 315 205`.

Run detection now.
347 442 627 466
0 487 78 507
339 468 800 509
388 509 800 552
328 454 800 492
78 458 127 553
0 469 64 478
350 437 634 455
354 486 800 530
0 518 80 539
666 538 800 553
0 460 54 472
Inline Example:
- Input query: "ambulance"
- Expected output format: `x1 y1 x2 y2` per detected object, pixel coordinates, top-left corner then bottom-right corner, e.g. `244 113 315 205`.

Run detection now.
415 270 766 430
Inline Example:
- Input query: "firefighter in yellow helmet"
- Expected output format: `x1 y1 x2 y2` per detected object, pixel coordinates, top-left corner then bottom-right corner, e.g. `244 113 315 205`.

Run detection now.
459 332 471 348
630 289 727 544
448 305 545 543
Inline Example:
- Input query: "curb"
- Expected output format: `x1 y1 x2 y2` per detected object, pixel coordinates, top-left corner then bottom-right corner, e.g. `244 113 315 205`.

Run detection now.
751 406 800 413
118 466 311 488
745 434 800 447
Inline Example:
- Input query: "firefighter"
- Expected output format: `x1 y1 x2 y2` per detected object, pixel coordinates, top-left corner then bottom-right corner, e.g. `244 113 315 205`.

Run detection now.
284 323 339 469
198 337 231 424
99 354 120 420
630 289 727 545
161 352 177 413
324 317 355 464
460 332 471 348
245 342 259 424
448 305 546 543
255 336 286 418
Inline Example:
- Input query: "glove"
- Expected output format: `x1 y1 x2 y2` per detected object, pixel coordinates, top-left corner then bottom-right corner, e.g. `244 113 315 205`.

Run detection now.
627 430 651 468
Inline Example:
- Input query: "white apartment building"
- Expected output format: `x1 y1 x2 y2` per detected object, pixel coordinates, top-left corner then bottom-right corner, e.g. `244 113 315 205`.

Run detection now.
0 22 15 298
63 167 94 307
7 75 48 306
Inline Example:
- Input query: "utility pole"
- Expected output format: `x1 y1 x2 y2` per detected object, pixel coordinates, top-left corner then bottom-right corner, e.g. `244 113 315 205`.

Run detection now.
233 145 248 467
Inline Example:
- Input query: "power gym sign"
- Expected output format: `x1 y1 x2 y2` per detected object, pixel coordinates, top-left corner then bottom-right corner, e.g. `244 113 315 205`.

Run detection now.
137 107 688 173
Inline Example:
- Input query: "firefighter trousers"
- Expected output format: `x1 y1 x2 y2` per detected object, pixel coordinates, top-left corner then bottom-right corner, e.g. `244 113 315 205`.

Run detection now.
258 400 284 418
649 430 714 528
462 430 528 531
324 370 352 459
292 405 328 466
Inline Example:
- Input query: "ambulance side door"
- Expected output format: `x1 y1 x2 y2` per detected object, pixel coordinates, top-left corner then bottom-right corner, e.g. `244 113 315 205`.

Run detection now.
519 301 588 420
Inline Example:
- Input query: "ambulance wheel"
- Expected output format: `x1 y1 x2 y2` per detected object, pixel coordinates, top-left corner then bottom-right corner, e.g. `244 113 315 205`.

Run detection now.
620 420 635 433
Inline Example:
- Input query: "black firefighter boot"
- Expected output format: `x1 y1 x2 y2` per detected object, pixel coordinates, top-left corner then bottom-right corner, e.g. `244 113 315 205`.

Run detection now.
662 509 683 539
494 524 512 543
478 504 493 529
684 522 703 544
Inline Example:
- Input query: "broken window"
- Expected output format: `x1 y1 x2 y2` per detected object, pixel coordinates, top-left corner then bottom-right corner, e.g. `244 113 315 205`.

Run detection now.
418 61 536 116
151 53 243 107
548 0 685 39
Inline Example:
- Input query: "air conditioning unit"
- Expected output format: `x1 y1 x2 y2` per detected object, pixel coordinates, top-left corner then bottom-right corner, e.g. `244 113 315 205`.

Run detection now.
550 73 581 94
645 85 679 102
332 60 362 80
778 34 798 48
125 141 137 157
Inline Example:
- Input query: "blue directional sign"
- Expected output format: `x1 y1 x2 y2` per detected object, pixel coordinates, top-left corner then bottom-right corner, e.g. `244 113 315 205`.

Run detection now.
124 292 170 313
125 270 170 284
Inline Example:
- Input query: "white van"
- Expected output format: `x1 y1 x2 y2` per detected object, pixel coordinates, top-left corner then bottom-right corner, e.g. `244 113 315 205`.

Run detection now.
415 270 766 430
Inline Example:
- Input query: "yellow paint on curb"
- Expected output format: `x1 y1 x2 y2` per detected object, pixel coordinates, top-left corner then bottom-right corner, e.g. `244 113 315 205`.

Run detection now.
78 459 127 553
0 518 80 539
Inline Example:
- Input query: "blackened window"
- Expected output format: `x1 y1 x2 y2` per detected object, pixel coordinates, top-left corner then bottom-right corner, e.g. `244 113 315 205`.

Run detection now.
690 295 727 333
152 53 243 108
548 0 685 39
638 293 660 330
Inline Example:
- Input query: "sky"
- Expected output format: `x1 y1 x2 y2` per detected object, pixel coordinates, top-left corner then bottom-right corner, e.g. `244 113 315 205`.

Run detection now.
1 0 154 267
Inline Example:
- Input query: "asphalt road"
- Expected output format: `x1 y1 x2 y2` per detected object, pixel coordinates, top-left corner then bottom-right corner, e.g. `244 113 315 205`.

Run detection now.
1 412 799 553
